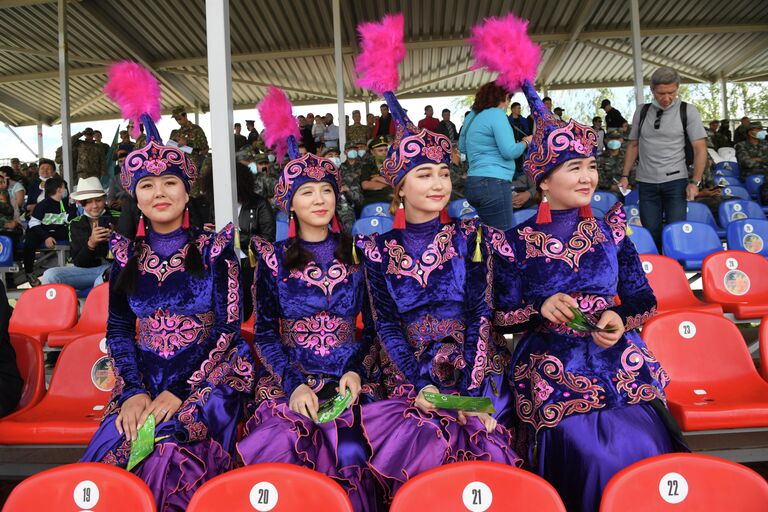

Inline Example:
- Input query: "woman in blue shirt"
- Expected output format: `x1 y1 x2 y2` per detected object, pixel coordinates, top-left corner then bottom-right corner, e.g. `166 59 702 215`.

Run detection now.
459 82 531 230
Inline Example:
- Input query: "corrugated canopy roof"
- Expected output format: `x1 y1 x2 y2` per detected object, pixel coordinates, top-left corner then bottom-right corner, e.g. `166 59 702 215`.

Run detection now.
0 0 766 126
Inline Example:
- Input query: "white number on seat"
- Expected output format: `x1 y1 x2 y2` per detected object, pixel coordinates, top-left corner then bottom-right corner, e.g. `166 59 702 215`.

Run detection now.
462 481 492 512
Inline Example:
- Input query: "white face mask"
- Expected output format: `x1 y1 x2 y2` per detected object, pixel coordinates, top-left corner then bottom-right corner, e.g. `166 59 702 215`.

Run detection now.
248 162 258 174
756 130 767 141
606 140 621 150
460 153 467 163
267 154 276 163
347 150 359 160
651 97 678 111
329 156 341 167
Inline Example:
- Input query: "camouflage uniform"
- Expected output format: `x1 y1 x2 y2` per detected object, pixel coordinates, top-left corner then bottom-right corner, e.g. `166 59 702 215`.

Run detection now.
253 164 279 201
596 148 634 191
346 124 372 145
735 140 768 177
72 137 106 180
134 134 147 149
337 160 364 232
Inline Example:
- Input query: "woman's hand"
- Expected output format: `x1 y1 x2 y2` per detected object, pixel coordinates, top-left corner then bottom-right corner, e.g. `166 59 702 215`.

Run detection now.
414 385 439 414
522 135 533 146
139 390 183 427
592 310 625 348
289 384 319 421
457 411 498 433
540 293 578 324
337 371 362 403
115 393 151 441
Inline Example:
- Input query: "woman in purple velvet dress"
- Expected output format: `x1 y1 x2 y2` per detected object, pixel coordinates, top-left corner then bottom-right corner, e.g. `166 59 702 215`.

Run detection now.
490 80 685 512
81 63 254 511
236 87 383 512
352 14 521 503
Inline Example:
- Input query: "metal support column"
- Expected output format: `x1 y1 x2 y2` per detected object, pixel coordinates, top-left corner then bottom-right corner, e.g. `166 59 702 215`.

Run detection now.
205 0 237 228
719 76 729 120
629 0 644 106
332 0 345 152
37 122 43 159
58 0 72 185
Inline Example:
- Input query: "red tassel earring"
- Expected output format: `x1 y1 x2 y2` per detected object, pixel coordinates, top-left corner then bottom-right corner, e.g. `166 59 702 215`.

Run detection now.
288 212 297 238
393 198 406 229
331 214 341 234
578 204 594 218
439 208 451 224
536 194 552 224
182 206 190 229
136 214 146 238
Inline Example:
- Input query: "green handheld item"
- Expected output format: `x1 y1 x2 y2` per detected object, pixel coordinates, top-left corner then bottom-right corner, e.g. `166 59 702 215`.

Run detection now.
566 307 618 333
126 413 156 471
316 390 353 423
422 392 496 413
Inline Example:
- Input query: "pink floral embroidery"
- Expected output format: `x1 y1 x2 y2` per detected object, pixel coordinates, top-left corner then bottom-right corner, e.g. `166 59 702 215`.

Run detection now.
381 128 451 187
357 235 382 263
110 235 131 267
139 310 215 359
615 343 668 404
281 313 353 356
624 307 657 331
604 202 627 245
252 237 278 275
525 120 598 185
209 231 229 261
226 260 240 323
139 244 188 284
459 219 478 237
532 370 554 404
144 159 168 174
423 144 446 162
469 318 491 390
486 226 515 262
406 315 465 360
289 261 356 298
494 304 536 326
520 218 608 271
432 342 466 386
384 224 458 288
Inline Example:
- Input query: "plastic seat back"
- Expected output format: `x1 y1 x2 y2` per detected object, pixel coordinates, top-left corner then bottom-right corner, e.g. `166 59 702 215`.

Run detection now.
713 175 743 188
9 284 78 342
352 216 393 236
661 221 722 268
625 203 641 226
726 219 768 257
390 461 566 512
639 255 700 311
447 199 478 219
512 208 537 226
187 463 353 512
47 333 114 402
601 453 768 512
360 202 392 218
745 174 765 199
78 282 109 330
642 310 755 385
721 185 750 201
275 219 289 242
8 333 45 415
0 235 13 266
702 250 768 306
628 226 658 254
590 191 619 216
3 462 155 511
760 319 768 382
624 188 639 206
718 199 766 228
685 201 720 232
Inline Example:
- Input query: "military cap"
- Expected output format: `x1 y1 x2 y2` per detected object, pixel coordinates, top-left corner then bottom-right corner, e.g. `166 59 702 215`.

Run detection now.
605 129 624 139
368 136 388 150
171 106 187 117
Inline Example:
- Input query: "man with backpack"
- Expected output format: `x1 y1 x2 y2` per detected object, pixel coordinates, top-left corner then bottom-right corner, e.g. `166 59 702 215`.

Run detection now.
619 67 708 248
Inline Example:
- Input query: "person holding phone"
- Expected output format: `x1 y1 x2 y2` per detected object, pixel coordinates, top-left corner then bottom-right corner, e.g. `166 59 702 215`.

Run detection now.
41 177 119 295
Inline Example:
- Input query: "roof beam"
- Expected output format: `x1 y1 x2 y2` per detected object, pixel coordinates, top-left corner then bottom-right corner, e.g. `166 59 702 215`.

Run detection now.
0 89 47 122
538 0 600 86
583 41 710 82
397 56 477 95
0 43 110 66
718 36 768 77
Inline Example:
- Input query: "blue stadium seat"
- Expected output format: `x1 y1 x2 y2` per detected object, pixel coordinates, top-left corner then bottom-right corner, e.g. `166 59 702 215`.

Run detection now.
628 225 658 255
721 185 750 200
590 191 619 216
726 219 768 257
447 199 478 219
512 208 537 226
714 175 743 188
275 210 289 222
352 216 393 236
625 204 641 226
713 161 740 175
624 189 639 206
360 202 392 218
745 174 765 200
276 219 289 241
718 199 766 229
662 221 723 271
686 201 725 237
0 235 13 266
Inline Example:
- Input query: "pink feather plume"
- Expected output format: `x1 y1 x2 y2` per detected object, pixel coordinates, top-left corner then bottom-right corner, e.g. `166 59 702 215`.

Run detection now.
354 13 406 95
103 61 161 139
467 14 541 92
257 86 299 162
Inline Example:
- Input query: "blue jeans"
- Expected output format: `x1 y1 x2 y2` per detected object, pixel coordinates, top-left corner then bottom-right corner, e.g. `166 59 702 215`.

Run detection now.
464 176 514 231
42 263 110 296
638 178 688 248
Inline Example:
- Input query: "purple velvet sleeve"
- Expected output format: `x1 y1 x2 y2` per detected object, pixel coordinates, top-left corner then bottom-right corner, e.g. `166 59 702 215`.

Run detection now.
609 229 657 330
491 228 539 333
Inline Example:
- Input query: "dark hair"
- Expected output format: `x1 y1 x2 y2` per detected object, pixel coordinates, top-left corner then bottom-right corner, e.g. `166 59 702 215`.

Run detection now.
380 103 389 110
471 82 509 112
44 175 64 197
542 96 552 103
283 229 354 271
510 102 521 109
592 116 602 123
38 158 56 171
0 166 13 180
424 105 432 112
235 162 260 204
442 108 450 114
234 122 241 128
94 130 102 136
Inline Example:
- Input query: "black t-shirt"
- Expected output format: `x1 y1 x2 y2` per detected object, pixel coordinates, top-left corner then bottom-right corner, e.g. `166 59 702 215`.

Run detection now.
0 281 22 417
360 163 393 205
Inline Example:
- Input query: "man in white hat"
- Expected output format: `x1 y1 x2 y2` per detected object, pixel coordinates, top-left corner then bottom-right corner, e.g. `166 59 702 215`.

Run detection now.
41 177 119 294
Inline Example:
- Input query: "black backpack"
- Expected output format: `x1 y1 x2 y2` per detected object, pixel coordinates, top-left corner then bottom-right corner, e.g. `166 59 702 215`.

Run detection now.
637 102 694 167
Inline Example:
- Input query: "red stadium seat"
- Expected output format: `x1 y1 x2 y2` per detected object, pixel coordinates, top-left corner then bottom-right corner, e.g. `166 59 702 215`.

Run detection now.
600 453 768 511
642 311 768 431
639 255 722 315
390 461 566 512
0 333 113 444
9 284 78 345
760 318 768 382
6 333 45 416
48 282 109 348
701 250 768 319
3 462 155 511
187 463 353 512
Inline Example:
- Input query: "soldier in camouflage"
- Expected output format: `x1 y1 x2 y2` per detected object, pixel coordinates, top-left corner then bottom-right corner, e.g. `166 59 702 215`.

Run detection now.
72 127 107 180
169 106 209 169
735 122 768 178
322 147 359 233
251 154 279 202
597 130 634 194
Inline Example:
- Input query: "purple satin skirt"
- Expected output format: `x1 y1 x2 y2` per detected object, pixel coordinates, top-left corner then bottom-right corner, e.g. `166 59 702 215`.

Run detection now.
534 402 675 512
236 397 384 512
81 385 242 511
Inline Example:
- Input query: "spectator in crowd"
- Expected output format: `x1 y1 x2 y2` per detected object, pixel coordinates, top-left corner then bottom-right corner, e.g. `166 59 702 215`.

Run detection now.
170 106 209 169
366 112 376 128
459 81 531 230
0 173 22 249
41 177 118 295
0 166 25 221
322 113 340 149
553 106 564 121
72 127 106 180
592 116 606 153
26 158 56 211
341 142 364 184
251 153 278 200
449 145 468 198
107 148 131 211
597 130 633 194
620 67 708 248
373 103 395 138
360 136 393 206
695 158 734 218
600 98 628 129
511 168 536 210
115 129 134 153
312 113 326 147
417 105 439 132
9 158 20 177
708 120 731 150
346 109 372 145
706 119 720 138
23 175 73 286
323 147 359 232
542 96 553 112
233 122 248 151
128 121 146 148
436 108 458 143
245 119 260 145
735 121 768 177
712 119 732 150
298 115 317 154
508 101 532 172
733 116 750 144
0 280 21 418
93 130 110 164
